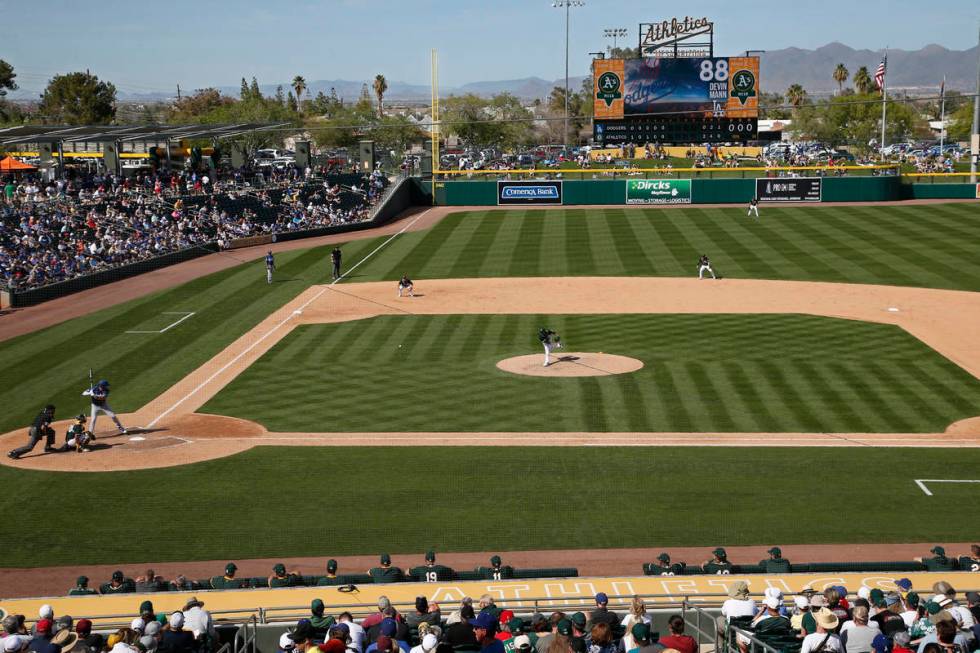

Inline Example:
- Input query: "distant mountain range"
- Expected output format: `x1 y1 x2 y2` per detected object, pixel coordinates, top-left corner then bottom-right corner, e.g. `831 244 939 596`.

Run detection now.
7 42 976 103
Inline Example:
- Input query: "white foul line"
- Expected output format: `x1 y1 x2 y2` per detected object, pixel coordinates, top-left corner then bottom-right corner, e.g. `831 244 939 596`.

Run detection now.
144 209 431 428
126 311 196 334
914 479 980 496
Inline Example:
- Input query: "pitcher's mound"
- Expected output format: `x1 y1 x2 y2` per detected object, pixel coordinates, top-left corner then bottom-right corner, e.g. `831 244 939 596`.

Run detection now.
496 352 644 377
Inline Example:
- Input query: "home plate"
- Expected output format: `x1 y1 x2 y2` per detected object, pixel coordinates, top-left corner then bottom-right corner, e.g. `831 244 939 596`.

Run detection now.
887 307 900 312
129 436 146 442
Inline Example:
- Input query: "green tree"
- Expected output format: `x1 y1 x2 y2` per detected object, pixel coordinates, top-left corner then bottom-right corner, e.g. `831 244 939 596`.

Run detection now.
947 102 974 142
168 88 235 122
0 60 18 97
786 84 807 108
287 91 298 113
833 63 849 95
759 92 791 120
274 85 286 106
373 74 388 118
853 67 874 95
249 77 262 99
240 77 250 101
38 71 116 124
292 75 307 102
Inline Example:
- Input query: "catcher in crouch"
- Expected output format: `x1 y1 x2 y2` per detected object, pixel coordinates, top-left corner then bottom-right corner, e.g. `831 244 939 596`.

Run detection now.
64 414 95 453
538 327 563 367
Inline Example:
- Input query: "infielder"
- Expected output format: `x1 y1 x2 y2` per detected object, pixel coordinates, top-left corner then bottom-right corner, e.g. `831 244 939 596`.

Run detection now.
7 404 57 459
397 274 415 297
265 250 275 284
538 327 563 367
747 196 760 218
697 254 716 279
64 414 95 453
83 380 128 435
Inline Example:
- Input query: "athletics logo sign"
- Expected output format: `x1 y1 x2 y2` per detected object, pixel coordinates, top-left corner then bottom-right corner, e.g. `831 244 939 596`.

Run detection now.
596 72 622 107
731 69 757 105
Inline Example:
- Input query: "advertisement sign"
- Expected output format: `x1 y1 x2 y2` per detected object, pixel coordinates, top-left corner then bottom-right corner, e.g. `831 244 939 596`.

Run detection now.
640 16 713 55
626 179 692 205
497 180 563 206
975 183 980 200
593 56 760 120
756 178 822 202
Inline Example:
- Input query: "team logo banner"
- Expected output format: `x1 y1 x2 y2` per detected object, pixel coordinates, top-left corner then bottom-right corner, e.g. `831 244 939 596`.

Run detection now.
497 180 563 206
626 179 692 205
593 59 626 120
756 178 822 202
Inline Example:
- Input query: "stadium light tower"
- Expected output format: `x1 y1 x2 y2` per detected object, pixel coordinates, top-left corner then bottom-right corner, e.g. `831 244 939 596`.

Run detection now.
553 0 585 151
603 27 628 53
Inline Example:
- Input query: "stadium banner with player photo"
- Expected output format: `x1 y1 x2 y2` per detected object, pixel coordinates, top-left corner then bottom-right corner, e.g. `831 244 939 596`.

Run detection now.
497 180 563 206
594 56 760 120
755 177 822 202
625 179 692 205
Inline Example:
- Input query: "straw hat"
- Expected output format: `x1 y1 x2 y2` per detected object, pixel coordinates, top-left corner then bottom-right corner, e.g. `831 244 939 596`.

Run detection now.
51 630 79 653
728 581 750 599
814 609 839 631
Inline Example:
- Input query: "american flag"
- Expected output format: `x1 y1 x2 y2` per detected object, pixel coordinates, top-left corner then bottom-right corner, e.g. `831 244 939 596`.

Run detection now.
874 56 887 92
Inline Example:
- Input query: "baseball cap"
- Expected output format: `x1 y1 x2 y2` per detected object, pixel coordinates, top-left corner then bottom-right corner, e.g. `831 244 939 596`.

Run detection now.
54 616 72 632
169 612 184 629
767 547 781 556
810 595 827 608
498 611 514 625
657 553 670 563
326 559 338 572
76 619 92 635
556 620 573 637
76 576 89 586
380 553 391 565
570 612 587 629
318 641 345 653
36 619 53 634
931 594 951 607
279 634 296 650
422 634 439 652
906 592 920 608
274 563 286 575
508 618 524 634
469 613 497 631
131 618 145 632
713 548 727 557
379 618 397 637
630 623 650 642
288 622 315 642
490 555 502 566
225 563 237 574
513 635 531 652
763 596 781 609
144 623 161 637
794 596 809 610
965 591 980 603
930 546 946 556
893 632 911 648
139 601 154 615
39 606 53 620
595 592 608 604
895 578 912 592
139 635 157 653
884 592 901 607
858 587 871 600
3 636 29 653
871 634 890 653
375 637 392 653
415 597 429 613
425 551 436 562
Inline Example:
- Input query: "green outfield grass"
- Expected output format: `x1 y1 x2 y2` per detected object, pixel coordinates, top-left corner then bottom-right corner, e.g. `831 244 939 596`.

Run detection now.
1 445 979 567
202 314 980 434
341 204 980 291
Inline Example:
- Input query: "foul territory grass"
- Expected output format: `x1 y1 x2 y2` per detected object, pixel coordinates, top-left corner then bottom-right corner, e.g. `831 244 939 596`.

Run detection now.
202 314 980 434
342 203 980 292
1 445 979 567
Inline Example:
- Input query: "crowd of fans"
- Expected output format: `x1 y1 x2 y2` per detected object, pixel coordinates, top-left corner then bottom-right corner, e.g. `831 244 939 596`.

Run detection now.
0 165 389 292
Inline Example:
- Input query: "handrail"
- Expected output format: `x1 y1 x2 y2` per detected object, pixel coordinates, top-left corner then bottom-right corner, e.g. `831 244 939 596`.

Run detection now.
726 625 787 653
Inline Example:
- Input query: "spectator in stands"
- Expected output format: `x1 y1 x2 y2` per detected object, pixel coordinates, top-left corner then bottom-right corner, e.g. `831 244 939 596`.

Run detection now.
74 621 100 653
841 606 878 653
753 596 792 638
873 593 910 637
278 634 297 653
625 623 662 653
406 597 440 628
336 614 365 653
5 637 30 653
310 599 336 641
891 632 915 653
933 583 975 629
369 555 404 583
470 613 505 653
368 637 399 653
620 598 651 653
585 624 615 653
181 597 214 642
479 596 501 619
362 598 394 631
367 615 408 650
901 594 921 629
916 548 956 572
721 581 757 630
826 589 850 627
588 594 618 629
49 631 77 653
791 597 812 633
27 620 58 653
800 609 842 653
568 615 587 641
702 548 733 574
916 619 971 653
657 617 696 653
286 622 317 653
409 635 438 653
447 599 474 626
67 577 95 596
159 610 192 653
760 547 791 572
445 606 478 650
52 618 72 637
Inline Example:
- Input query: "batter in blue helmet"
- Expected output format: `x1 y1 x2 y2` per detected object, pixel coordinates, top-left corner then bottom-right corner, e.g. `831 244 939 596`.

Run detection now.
82 379 128 435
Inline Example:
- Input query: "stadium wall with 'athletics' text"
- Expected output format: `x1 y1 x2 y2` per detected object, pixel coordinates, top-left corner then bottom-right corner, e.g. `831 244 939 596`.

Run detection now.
436 176 905 206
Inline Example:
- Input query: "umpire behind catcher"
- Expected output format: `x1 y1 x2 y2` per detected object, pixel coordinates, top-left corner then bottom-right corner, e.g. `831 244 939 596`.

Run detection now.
8 404 57 459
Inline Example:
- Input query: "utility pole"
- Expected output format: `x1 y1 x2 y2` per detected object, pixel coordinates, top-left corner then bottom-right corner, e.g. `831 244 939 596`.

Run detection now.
972 23 980 183
553 1 585 152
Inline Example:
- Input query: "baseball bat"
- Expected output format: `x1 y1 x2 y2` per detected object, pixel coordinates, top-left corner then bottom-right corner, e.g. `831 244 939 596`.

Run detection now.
88 368 94 392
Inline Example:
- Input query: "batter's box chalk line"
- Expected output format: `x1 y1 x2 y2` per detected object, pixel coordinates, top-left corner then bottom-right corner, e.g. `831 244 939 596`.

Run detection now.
914 478 980 496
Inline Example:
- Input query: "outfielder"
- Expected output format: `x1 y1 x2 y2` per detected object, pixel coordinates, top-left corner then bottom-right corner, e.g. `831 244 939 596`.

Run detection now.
697 254 716 280
265 250 275 284
83 380 128 435
64 414 95 453
7 404 57 459
538 327 563 367
397 274 415 297
747 197 760 218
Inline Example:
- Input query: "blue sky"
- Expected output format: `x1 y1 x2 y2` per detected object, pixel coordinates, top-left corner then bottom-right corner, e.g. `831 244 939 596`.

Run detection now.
2 0 978 95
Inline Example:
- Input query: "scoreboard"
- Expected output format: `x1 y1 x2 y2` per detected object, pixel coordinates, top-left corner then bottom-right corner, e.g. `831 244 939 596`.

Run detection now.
594 116 757 146
593 55 760 145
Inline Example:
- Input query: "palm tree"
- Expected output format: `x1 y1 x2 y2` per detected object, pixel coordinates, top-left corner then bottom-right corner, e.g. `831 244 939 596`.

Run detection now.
292 76 306 114
833 63 849 95
853 66 874 94
786 84 807 108
373 74 388 118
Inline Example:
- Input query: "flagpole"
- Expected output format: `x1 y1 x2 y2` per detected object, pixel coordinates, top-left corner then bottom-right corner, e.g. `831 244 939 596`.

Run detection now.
880 50 887 161
939 75 946 153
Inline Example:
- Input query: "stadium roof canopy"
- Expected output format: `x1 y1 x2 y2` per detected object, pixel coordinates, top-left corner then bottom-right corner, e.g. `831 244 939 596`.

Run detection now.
0 123 292 145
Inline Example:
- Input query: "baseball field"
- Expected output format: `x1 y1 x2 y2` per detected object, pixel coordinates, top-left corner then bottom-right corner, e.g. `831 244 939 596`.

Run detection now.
2 202 980 572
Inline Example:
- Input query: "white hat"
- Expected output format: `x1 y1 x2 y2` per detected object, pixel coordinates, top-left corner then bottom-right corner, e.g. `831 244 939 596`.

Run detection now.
932 594 952 607
858 587 871 600
763 596 781 609
794 596 809 610
764 588 783 600
421 634 438 652
279 634 296 650
110 644 135 653
139 636 157 653
169 612 184 629
39 605 54 620
513 635 532 651
144 623 161 637
4 636 30 652
130 618 145 632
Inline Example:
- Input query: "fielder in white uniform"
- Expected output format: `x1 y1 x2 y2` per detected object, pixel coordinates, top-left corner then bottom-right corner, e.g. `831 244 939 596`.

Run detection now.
748 197 760 218
698 254 716 279
538 327 562 367
83 380 128 435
